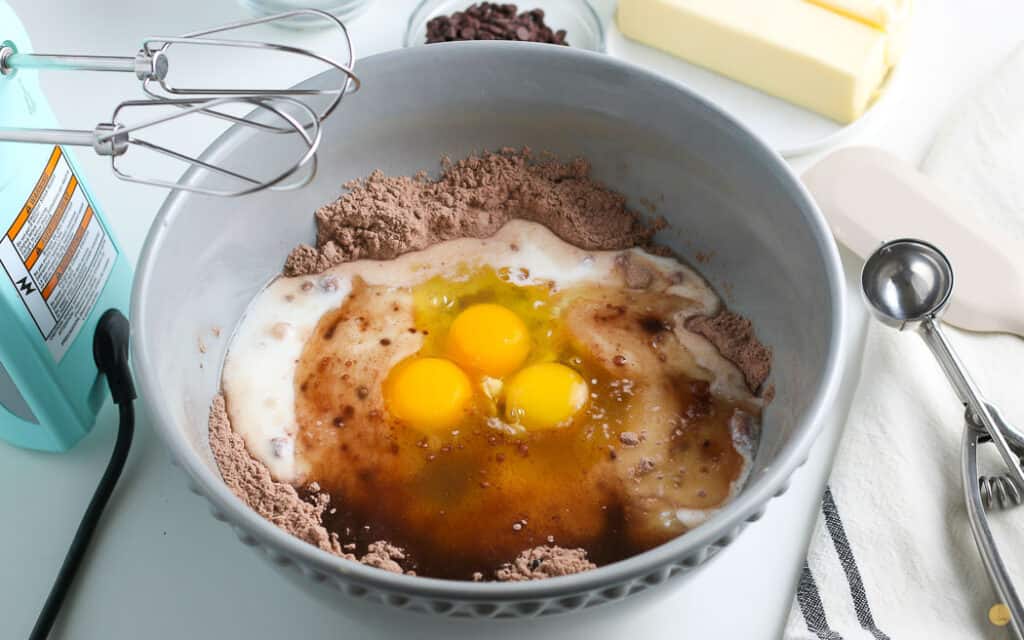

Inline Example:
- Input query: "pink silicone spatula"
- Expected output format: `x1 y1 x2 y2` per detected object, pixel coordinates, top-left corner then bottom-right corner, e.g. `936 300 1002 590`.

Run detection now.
803 146 1024 337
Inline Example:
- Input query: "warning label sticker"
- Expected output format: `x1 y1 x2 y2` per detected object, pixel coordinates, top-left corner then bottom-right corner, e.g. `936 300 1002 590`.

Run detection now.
0 147 117 362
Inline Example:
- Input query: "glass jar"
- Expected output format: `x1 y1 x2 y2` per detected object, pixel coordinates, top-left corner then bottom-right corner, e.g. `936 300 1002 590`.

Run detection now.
238 0 374 28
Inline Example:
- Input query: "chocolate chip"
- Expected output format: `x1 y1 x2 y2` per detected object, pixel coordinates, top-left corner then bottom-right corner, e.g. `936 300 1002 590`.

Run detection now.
425 3 570 46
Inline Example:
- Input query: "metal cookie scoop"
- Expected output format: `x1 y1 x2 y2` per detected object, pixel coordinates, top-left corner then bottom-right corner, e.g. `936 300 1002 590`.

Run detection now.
863 238 1024 638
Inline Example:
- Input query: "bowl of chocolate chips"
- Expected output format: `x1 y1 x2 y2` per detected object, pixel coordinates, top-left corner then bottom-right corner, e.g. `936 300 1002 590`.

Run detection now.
405 1 605 51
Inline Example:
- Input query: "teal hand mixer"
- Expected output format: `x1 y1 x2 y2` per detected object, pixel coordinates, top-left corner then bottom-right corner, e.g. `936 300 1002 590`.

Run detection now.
0 2 134 452
1 5 359 637
0 3 357 451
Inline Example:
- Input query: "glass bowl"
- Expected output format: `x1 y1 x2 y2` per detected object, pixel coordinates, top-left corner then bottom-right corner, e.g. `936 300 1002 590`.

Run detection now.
238 0 374 27
405 0 605 52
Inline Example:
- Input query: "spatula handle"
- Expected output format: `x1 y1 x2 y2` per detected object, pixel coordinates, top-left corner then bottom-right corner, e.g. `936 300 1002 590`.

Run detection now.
803 147 1024 337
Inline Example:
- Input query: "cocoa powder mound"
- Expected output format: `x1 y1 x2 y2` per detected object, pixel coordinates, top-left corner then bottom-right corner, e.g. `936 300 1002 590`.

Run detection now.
208 395 352 558
210 396 422 572
685 310 772 393
495 546 597 581
283 149 666 277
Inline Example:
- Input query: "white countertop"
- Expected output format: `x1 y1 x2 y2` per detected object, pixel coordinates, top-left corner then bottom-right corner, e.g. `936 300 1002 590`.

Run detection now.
2 1 1022 638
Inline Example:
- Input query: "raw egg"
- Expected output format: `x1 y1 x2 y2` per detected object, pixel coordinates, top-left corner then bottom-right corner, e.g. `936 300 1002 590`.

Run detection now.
504 362 588 430
446 303 530 377
383 357 472 432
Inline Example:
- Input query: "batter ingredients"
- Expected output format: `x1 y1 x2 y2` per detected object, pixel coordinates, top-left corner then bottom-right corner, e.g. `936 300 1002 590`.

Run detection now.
209 150 773 581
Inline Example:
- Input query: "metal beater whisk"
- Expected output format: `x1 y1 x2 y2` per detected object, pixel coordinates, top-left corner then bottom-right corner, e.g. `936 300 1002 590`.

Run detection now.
0 9 360 197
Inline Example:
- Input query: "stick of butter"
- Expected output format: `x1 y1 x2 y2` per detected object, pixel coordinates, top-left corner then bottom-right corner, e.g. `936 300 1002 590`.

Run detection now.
617 0 904 124
807 0 910 30
808 0 911 63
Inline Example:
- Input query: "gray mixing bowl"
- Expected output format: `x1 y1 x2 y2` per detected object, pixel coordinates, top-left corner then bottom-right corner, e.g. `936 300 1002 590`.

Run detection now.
132 42 847 618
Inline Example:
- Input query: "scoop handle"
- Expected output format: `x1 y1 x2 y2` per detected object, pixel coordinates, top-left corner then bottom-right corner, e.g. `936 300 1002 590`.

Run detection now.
920 318 1024 490
963 428 1024 640
803 147 1024 337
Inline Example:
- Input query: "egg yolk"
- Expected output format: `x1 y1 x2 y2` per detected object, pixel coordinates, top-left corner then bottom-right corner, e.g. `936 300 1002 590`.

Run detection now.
446 303 530 377
383 357 472 432
504 362 589 430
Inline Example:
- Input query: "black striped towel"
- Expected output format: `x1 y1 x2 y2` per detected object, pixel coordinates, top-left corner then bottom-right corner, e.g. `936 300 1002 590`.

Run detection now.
789 488 890 640
782 324 1023 639
786 45 1024 640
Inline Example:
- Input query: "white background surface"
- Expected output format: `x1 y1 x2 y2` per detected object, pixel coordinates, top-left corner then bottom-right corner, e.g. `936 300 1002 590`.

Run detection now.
1 1 1022 638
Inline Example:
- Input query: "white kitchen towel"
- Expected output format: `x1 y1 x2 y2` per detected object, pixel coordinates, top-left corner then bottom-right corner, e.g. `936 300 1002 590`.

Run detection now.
784 44 1024 639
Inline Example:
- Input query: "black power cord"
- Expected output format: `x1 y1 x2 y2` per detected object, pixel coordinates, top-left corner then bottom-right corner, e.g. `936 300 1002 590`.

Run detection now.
29 309 136 640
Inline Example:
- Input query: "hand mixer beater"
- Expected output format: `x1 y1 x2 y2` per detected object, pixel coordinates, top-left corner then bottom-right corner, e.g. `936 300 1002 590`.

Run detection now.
0 7 361 454
0 8 361 196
